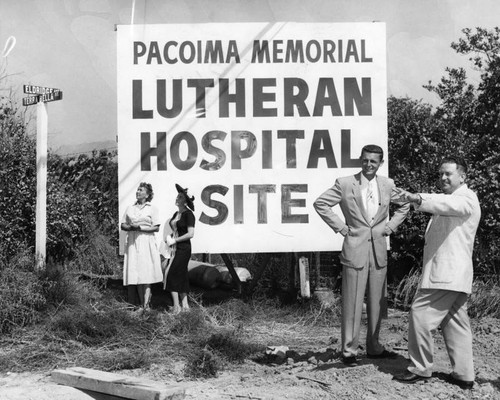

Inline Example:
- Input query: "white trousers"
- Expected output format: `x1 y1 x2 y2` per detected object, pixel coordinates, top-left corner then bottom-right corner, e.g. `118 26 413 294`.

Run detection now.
408 289 474 381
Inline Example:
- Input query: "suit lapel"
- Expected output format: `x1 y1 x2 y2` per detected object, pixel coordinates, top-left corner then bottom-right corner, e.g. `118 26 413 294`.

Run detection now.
372 177 388 222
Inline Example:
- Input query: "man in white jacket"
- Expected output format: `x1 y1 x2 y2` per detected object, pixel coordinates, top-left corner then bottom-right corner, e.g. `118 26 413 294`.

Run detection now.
393 157 481 389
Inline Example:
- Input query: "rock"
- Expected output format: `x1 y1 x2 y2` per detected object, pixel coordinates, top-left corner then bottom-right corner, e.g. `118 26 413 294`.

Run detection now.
307 356 317 365
329 336 339 345
265 346 289 359
480 382 495 393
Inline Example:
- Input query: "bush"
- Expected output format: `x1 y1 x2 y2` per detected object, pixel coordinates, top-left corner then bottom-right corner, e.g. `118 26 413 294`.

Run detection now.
50 151 119 246
68 217 120 277
40 266 102 309
0 112 36 260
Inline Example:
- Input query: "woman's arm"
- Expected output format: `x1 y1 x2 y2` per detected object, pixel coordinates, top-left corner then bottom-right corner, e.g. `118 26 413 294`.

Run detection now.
138 224 160 233
121 223 134 231
170 226 194 244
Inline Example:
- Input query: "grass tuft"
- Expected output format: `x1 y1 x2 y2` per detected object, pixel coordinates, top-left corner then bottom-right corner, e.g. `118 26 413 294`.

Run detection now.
184 346 221 379
393 268 421 309
469 279 500 318
51 307 119 345
40 266 102 308
203 329 263 363
166 307 210 336
0 249 47 334
84 348 152 371
207 298 254 326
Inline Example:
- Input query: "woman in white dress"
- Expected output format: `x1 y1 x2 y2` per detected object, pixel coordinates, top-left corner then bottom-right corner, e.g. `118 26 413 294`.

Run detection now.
121 182 163 311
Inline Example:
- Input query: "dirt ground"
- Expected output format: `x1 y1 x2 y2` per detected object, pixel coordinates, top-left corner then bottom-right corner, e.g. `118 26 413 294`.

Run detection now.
1 309 499 400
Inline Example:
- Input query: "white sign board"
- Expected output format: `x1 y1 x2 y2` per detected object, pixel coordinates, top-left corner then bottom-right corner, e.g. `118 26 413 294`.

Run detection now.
117 22 388 254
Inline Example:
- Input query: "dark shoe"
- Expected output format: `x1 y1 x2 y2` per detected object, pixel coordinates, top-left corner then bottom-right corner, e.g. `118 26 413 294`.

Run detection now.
393 371 430 384
342 356 358 367
444 374 474 390
367 349 399 359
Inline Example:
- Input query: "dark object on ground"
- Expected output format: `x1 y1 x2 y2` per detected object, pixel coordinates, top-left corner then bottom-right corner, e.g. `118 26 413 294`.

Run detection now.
342 356 358 367
367 349 399 359
393 371 430 384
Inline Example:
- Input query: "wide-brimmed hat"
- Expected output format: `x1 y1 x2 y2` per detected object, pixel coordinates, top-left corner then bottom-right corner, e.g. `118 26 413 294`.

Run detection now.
175 184 195 211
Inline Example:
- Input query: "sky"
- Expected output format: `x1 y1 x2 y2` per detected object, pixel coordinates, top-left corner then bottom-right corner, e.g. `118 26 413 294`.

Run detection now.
0 0 499 153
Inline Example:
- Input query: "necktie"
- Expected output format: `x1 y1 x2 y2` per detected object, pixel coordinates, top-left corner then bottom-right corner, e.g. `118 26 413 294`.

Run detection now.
366 181 378 223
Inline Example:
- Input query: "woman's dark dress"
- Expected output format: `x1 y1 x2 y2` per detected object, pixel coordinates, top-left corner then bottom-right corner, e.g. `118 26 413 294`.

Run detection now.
165 210 195 293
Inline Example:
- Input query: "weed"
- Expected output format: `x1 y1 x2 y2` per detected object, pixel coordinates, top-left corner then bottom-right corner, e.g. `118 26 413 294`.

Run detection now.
469 280 500 318
208 298 254 326
51 307 119 345
40 266 102 309
167 307 210 336
393 268 421 309
184 346 221 379
393 270 500 317
204 329 263 363
250 295 340 328
0 341 64 371
69 217 120 278
84 348 152 371
0 249 46 334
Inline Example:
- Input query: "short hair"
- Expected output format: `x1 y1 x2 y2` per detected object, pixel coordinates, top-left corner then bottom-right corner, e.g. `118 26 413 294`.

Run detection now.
440 156 468 174
360 144 384 161
139 182 154 202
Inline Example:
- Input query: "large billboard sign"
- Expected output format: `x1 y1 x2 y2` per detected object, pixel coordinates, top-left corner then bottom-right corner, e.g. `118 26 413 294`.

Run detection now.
117 22 387 253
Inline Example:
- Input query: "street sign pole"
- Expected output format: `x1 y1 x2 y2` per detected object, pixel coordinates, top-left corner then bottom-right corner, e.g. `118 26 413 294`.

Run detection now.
35 100 48 270
23 84 62 271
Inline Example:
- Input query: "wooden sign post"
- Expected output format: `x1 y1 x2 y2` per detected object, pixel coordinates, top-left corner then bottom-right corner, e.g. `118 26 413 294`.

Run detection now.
23 85 63 270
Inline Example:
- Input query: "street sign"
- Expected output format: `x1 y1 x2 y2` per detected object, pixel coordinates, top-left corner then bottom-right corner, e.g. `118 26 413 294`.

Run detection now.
22 95 39 106
40 91 63 102
23 84 61 95
22 85 63 106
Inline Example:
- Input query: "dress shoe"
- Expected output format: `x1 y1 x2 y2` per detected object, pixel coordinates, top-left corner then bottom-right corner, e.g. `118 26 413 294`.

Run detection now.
443 374 474 390
393 371 430 384
341 356 358 367
367 349 399 359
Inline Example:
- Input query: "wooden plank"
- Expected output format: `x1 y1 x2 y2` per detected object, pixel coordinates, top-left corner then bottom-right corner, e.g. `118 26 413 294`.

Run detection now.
51 367 185 400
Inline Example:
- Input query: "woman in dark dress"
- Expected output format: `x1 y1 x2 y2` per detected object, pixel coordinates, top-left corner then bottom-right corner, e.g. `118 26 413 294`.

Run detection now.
163 184 195 313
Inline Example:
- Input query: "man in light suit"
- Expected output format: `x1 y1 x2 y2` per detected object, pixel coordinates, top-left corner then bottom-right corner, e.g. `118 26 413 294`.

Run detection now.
394 156 480 389
314 144 410 366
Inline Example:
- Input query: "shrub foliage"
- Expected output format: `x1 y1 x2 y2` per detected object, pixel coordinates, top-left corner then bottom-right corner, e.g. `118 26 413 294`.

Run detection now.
388 27 500 282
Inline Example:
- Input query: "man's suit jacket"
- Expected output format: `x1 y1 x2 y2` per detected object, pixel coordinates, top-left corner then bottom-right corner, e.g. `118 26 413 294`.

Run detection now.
416 184 480 294
314 173 410 268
